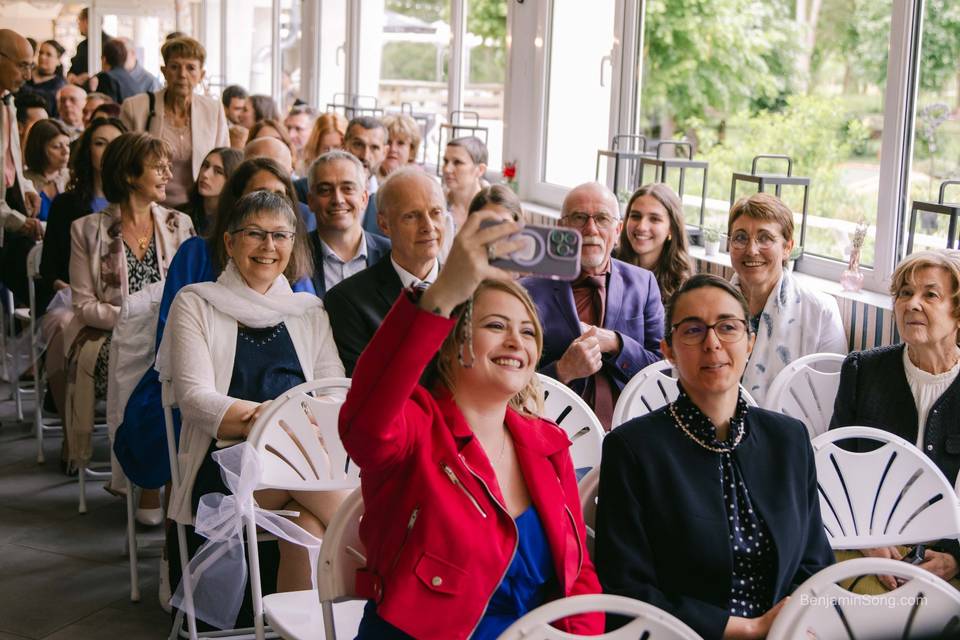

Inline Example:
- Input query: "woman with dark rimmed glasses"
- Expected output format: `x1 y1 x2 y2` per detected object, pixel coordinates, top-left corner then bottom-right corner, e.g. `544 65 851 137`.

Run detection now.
596 274 833 640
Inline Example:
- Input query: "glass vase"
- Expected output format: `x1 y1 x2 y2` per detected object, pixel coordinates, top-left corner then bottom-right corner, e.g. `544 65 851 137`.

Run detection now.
840 248 864 292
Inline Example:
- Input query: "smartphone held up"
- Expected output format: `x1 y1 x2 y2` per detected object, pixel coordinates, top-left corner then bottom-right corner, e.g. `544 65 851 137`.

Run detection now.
480 219 582 280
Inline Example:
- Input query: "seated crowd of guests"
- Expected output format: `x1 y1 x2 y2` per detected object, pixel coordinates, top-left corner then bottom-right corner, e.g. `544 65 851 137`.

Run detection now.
3 24 960 640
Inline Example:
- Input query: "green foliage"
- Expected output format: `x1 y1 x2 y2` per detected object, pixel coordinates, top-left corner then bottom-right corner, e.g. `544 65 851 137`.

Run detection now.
381 42 444 81
682 95 874 260
820 0 960 93
640 0 801 131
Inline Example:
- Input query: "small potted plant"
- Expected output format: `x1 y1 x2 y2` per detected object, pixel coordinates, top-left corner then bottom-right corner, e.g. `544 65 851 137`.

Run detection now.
703 227 721 256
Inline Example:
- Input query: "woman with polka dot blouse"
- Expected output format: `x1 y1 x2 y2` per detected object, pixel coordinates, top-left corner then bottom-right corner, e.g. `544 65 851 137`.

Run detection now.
595 274 833 639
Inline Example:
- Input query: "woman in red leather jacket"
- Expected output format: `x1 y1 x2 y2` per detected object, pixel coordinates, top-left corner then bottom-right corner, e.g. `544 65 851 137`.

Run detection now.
338 209 604 639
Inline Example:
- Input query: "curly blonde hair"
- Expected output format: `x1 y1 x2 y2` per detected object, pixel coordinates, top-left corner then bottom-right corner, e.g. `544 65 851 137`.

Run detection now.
433 279 545 416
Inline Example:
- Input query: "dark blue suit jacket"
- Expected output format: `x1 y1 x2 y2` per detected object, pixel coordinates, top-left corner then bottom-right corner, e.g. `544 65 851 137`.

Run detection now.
521 258 665 395
596 406 834 639
308 230 391 298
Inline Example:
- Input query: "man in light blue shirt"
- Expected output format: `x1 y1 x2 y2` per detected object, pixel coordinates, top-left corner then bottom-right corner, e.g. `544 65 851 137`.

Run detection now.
306 150 390 297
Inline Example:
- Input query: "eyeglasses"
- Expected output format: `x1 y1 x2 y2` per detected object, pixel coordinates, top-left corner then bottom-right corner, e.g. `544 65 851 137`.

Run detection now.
562 212 619 230
729 230 781 250
0 51 36 74
670 318 749 346
145 162 173 177
313 183 360 197
230 227 296 247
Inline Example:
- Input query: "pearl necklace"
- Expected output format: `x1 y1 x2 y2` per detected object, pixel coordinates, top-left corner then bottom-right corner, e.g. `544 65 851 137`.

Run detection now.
668 401 744 453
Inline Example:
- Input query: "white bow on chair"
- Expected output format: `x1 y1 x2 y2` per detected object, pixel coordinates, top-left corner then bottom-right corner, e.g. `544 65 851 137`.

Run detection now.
171 442 323 630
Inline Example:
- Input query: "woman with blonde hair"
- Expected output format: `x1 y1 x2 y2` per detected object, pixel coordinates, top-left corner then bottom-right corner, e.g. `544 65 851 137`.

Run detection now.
340 211 603 639
443 136 488 229
301 112 348 169
616 183 693 303
377 113 421 178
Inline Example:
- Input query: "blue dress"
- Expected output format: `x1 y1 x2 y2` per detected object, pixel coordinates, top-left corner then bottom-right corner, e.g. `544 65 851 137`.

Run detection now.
355 505 556 639
190 322 307 509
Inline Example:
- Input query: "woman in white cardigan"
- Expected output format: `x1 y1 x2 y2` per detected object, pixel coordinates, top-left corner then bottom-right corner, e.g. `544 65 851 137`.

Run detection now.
161 191 344 596
728 193 847 405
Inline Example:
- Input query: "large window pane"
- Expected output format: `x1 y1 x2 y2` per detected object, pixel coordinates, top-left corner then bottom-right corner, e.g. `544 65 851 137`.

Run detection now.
466 0 507 170
318 0 348 108
280 0 303 111
356 0 450 165
904 1 960 254
224 0 273 95
637 0 892 266
543 0 615 188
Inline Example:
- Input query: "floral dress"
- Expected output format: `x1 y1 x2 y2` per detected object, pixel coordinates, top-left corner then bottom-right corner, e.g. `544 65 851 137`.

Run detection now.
92 238 161 398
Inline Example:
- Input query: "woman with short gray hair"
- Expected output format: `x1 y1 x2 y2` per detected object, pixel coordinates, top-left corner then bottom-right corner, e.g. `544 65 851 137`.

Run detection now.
831 248 960 589
161 190 345 612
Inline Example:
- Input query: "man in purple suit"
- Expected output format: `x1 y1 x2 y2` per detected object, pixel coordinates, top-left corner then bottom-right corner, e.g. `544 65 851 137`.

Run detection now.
522 182 664 429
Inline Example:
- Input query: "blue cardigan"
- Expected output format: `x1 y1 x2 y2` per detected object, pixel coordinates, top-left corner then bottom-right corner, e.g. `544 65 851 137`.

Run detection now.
595 405 833 639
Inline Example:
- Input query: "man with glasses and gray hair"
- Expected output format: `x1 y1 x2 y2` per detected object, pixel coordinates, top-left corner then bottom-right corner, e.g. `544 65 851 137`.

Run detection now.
522 181 665 429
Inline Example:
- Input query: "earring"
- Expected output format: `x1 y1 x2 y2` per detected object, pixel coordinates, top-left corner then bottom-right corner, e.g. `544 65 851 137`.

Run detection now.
667 234 672 241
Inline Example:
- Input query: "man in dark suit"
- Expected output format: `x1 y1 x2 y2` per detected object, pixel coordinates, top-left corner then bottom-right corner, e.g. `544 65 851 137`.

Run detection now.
324 167 445 374
306 150 390 297
522 182 665 429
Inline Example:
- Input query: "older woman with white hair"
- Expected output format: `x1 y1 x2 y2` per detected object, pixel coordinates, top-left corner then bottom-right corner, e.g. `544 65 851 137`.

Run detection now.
161 190 344 619
831 249 960 589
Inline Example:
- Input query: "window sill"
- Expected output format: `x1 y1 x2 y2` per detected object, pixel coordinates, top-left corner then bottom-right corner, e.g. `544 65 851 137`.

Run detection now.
688 245 892 311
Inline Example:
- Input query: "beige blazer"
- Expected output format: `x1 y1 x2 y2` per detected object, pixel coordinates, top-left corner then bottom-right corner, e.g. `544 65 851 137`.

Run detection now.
1 97 38 244
66 203 195 347
120 89 229 179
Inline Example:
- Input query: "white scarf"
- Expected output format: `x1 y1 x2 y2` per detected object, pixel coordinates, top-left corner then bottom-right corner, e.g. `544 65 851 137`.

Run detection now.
733 270 803 405
156 261 321 379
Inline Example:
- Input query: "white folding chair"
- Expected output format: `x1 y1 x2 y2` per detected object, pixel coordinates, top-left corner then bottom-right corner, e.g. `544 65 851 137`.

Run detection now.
764 352 845 438
25 241 64 464
244 378 361 639
262 489 367 640
767 557 960 640
578 467 599 561
498 593 701 640
536 374 604 474
3 284 34 422
612 359 757 427
811 426 960 549
161 380 278 640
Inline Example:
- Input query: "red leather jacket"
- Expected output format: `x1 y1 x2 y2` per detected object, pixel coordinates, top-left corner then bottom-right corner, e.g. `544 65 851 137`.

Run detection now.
339 294 604 639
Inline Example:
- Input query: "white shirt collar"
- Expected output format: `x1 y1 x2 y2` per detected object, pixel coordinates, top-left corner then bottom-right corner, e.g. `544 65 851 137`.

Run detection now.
391 256 439 289
318 229 368 264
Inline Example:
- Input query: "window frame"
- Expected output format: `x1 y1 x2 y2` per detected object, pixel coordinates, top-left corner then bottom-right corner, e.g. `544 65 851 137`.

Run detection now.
503 0 929 295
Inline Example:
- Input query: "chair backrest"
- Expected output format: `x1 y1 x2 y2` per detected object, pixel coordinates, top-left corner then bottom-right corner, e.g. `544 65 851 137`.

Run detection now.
767 557 960 640
578 467 599 561
316 488 365 603
811 426 960 549
612 360 757 427
537 374 605 473
25 241 43 280
764 352 845 438
497 593 701 640
246 378 360 492
612 360 674 427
